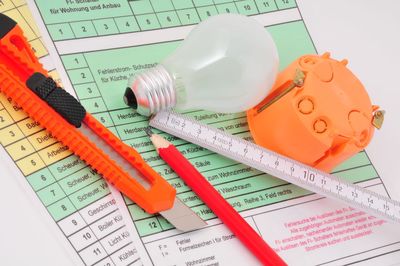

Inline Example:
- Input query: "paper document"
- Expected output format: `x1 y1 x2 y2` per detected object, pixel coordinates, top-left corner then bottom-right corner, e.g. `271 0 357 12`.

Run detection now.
0 1 143 265
26 0 400 265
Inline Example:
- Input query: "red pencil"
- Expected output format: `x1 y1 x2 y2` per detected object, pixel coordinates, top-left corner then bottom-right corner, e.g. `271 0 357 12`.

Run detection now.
145 128 287 266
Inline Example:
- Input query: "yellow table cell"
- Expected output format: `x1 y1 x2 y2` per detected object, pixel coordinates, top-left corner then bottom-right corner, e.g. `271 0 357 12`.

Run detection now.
6 138 35 160
28 130 57 150
0 0 14 13
38 142 72 166
4 8 36 41
0 124 25 146
18 5 40 36
1 96 28 122
0 109 14 130
0 93 8 106
30 38 48 58
49 70 63 87
12 0 25 7
17 117 43 136
16 153 46 176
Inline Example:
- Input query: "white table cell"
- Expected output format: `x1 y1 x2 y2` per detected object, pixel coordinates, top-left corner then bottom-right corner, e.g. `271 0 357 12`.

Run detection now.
58 212 86 236
79 242 108 266
110 243 140 266
100 226 131 254
80 194 117 224
93 256 115 266
68 226 97 251
90 210 124 239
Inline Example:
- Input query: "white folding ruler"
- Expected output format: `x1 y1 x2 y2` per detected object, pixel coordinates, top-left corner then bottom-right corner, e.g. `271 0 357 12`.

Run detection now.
150 110 400 224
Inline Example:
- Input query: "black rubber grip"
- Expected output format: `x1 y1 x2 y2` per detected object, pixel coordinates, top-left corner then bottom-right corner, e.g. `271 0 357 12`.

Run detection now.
0 14 17 39
26 72 57 98
26 73 86 127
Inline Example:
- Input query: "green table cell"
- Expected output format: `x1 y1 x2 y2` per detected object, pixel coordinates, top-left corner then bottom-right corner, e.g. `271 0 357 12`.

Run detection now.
47 24 75 41
37 182 66 206
216 175 286 199
136 14 161 30
130 0 154 15
216 3 239 14
124 136 156 154
236 132 254 143
70 21 97 38
47 198 77 222
27 168 56 192
336 165 378 184
194 0 216 6
68 68 94 84
48 156 87 180
158 133 186 146
124 195 133 205
214 0 233 3
81 41 178 110
177 8 200 25
191 205 216 220
69 179 109 209
204 164 262 185
209 117 249 135
143 151 163 167
172 0 194 9
152 165 179 180
58 167 100 195
93 18 119 35
124 132 185 154
80 97 108 113
114 16 140 33
116 120 149 140
109 126 119 136
175 143 212 159
151 0 174 12
157 216 174 231
333 151 369 173
275 0 297 9
230 184 311 212
74 83 101 99
168 178 189 193
267 21 316 69
185 110 242 124
128 204 154 221
109 108 143 126
135 217 163 236
61 54 88 70
187 153 238 172
255 0 278 13
197 6 218 21
236 0 259 15
92 112 115 128
177 191 202 207
34 0 132 24
157 11 181 28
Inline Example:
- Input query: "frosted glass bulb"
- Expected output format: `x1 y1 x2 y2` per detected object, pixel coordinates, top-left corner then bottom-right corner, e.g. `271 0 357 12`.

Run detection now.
124 14 279 116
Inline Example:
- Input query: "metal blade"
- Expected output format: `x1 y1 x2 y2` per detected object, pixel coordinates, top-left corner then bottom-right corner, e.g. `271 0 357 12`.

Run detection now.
160 198 207 231
77 124 205 231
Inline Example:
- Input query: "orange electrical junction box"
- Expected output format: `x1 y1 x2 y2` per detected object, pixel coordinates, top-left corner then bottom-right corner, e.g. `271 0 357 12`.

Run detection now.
247 53 384 172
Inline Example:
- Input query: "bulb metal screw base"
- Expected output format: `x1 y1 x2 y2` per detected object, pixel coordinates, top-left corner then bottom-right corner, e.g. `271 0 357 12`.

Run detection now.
125 65 176 116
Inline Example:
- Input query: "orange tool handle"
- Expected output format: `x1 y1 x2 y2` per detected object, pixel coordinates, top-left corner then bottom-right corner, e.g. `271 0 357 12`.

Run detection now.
0 14 176 213
83 114 176 212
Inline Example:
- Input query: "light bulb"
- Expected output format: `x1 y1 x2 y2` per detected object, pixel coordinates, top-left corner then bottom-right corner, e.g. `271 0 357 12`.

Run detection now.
124 14 279 116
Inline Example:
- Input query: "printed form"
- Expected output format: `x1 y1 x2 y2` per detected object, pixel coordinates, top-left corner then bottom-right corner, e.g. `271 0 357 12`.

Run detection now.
0 1 143 265
23 0 400 265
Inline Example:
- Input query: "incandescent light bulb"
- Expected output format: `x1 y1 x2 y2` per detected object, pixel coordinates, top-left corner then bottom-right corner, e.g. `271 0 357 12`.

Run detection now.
124 14 279 116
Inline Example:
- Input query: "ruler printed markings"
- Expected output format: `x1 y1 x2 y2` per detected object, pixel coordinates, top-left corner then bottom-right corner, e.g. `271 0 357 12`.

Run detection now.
151 111 400 223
